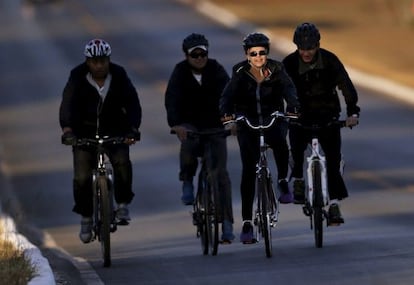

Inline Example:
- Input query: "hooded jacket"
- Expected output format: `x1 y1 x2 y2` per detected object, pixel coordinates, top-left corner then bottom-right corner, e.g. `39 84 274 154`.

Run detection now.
165 58 229 129
282 48 360 122
220 58 299 121
59 62 142 138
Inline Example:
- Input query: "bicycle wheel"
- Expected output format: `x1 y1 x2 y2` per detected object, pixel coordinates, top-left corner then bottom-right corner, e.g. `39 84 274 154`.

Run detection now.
258 169 272 257
312 162 323 248
97 175 111 266
197 174 209 255
206 176 219 256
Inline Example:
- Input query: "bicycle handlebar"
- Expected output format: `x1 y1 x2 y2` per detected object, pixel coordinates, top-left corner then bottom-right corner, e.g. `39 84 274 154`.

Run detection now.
224 111 298 130
170 128 231 138
74 136 127 147
289 120 347 130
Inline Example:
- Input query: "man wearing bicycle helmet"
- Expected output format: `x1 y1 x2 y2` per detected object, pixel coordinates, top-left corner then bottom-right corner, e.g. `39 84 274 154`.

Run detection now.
165 33 235 243
220 32 300 243
60 39 142 243
283 23 360 225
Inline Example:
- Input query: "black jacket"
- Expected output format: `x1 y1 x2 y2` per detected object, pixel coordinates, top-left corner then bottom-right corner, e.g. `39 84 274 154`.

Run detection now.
59 62 142 138
220 58 299 121
165 58 230 129
282 48 360 122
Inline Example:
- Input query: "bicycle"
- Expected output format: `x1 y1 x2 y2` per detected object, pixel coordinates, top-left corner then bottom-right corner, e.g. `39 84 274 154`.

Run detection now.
226 111 290 258
289 120 346 248
73 135 130 267
172 128 230 256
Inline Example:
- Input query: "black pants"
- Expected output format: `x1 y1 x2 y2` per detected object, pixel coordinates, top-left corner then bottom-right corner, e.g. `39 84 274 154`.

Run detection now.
179 128 233 223
237 122 289 221
72 144 134 217
289 124 348 201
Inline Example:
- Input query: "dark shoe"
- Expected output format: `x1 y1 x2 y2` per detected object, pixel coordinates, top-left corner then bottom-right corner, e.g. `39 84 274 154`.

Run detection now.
181 181 194 205
328 203 344 226
240 221 256 244
79 217 93 243
278 180 293 204
116 203 131 225
221 220 235 243
293 179 306 204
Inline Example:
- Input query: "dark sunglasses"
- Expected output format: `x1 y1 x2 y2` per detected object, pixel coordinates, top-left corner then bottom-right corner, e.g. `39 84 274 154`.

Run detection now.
248 50 268 57
189 51 208 59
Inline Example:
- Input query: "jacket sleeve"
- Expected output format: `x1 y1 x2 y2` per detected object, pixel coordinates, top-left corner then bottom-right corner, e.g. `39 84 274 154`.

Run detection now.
219 65 242 117
332 56 360 116
59 71 76 130
278 64 300 113
165 65 185 127
123 72 142 130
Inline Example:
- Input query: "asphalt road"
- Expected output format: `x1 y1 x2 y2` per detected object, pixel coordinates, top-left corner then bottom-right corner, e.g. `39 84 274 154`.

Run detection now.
1 0 414 284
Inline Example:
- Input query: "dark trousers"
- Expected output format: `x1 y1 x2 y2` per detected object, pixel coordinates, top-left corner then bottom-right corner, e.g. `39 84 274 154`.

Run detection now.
179 128 233 222
289 125 348 200
237 122 289 221
72 144 134 217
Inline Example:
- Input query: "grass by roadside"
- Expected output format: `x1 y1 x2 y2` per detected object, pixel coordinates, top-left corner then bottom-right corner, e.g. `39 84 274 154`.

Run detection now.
0 220 36 284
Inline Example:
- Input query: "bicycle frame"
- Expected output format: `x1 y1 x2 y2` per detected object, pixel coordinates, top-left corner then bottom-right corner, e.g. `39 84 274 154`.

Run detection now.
292 120 346 248
306 138 329 208
75 136 125 267
230 111 289 257
181 129 229 256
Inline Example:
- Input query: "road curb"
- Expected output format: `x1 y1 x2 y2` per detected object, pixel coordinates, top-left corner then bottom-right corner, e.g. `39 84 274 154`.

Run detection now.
0 214 55 285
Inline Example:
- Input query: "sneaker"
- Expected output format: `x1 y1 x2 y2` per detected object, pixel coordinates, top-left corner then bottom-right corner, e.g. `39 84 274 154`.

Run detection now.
79 216 93 243
116 203 131 225
328 203 344 226
293 179 306 204
240 221 256 244
278 179 293 204
181 181 194 205
221 220 235 244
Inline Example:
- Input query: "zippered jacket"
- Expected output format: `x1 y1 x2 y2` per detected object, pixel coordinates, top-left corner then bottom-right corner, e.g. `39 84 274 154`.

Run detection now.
60 62 142 138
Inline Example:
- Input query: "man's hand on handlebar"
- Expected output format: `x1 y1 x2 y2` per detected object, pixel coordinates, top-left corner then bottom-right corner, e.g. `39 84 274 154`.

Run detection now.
171 125 188 141
61 130 76 146
124 130 140 145
221 114 237 136
345 114 359 128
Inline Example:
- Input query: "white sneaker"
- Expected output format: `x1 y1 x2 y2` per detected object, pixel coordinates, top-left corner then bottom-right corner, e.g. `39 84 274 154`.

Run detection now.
79 217 93 243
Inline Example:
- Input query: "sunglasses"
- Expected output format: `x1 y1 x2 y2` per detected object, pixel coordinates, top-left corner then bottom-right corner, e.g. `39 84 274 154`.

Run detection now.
189 51 208 59
248 50 268 57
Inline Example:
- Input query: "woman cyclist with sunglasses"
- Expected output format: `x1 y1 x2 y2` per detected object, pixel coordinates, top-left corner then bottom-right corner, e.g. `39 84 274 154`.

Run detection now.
220 32 300 243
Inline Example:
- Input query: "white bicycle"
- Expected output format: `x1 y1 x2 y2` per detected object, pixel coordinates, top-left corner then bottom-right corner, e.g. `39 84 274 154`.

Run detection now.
290 120 346 248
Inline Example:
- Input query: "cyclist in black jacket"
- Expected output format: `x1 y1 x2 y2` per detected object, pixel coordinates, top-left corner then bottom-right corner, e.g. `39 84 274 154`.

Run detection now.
60 39 142 243
220 33 300 243
165 33 235 242
282 23 360 225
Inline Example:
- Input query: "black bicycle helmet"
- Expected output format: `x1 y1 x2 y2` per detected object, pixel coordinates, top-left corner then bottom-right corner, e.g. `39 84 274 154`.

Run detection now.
242 32 270 52
293 22 321 49
182 33 209 53
84 39 112 57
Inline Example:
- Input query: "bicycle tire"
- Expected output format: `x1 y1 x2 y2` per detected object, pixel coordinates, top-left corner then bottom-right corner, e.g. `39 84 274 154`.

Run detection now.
258 170 272 257
197 174 209 255
312 162 323 248
97 175 111 266
206 176 219 256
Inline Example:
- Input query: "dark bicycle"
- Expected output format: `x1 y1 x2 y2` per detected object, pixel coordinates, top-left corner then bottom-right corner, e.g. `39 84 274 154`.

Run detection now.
290 120 346 248
173 129 230 255
227 111 291 257
74 135 129 267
